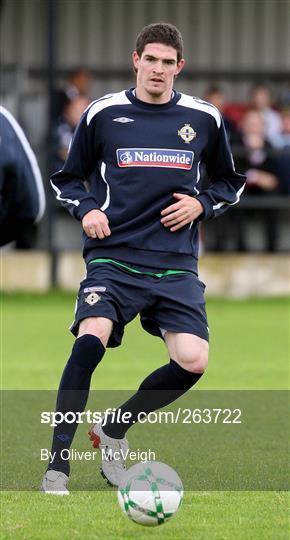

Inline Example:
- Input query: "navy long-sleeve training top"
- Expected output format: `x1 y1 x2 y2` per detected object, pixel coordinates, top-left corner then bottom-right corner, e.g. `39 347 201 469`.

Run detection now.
51 89 246 272
0 106 45 225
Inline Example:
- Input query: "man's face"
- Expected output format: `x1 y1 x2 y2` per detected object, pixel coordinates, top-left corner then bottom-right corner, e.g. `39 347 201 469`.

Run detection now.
132 43 185 104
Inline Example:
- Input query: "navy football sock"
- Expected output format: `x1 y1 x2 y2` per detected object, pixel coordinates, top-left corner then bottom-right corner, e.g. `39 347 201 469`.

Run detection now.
102 359 202 439
48 334 105 475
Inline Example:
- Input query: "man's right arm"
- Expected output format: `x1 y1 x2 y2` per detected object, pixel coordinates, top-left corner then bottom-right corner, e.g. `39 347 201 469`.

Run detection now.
50 108 100 221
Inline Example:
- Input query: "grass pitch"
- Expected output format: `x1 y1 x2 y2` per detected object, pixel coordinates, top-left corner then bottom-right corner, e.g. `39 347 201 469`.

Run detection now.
1 292 289 539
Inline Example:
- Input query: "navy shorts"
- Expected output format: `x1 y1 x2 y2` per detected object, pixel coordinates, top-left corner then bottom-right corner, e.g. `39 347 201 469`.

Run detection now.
70 262 209 347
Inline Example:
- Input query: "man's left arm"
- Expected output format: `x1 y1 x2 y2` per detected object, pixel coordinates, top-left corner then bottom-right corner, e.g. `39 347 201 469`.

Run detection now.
161 118 246 231
194 118 246 221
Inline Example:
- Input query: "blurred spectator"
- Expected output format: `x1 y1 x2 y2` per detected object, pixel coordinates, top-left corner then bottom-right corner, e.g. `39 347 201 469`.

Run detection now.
269 107 290 195
249 84 282 147
233 109 280 251
52 95 91 172
204 85 237 141
274 107 290 149
279 84 290 110
0 106 46 248
52 68 92 123
234 109 278 193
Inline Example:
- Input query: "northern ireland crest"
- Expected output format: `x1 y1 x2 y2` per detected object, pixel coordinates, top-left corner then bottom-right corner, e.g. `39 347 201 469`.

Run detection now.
85 292 101 305
178 124 196 143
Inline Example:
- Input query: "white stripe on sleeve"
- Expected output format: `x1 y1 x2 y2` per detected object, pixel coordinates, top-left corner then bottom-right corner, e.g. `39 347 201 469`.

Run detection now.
50 178 80 207
0 105 46 223
212 183 246 211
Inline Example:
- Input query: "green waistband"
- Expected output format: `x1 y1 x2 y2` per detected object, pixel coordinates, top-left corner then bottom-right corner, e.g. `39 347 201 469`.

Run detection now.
88 258 190 278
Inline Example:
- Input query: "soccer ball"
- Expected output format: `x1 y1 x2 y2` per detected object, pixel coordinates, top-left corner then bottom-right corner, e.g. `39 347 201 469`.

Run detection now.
117 461 183 527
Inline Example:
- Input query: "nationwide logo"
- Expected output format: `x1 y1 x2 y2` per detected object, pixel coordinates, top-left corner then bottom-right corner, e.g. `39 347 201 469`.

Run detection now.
116 148 194 169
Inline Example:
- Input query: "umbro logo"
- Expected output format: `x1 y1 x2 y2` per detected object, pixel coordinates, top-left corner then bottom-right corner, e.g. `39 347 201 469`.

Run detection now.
113 117 134 123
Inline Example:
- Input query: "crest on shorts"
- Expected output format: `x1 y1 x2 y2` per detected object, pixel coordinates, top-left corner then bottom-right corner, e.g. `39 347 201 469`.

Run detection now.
178 124 196 143
85 292 101 305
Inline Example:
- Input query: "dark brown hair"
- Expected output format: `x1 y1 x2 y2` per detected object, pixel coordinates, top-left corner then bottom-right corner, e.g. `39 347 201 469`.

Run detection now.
135 23 184 63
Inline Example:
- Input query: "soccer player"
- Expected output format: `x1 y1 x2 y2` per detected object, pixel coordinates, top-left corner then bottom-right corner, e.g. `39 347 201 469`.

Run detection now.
42 23 245 495
0 106 46 247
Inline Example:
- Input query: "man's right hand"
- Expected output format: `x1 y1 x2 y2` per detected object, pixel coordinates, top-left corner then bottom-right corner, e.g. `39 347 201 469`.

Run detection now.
82 209 111 239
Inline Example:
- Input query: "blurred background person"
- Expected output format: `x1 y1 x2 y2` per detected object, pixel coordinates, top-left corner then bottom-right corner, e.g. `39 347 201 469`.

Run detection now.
201 107 280 252
204 85 237 142
274 106 290 150
52 95 91 172
249 84 282 148
234 108 278 192
0 106 46 248
269 106 290 196
52 68 92 124
233 108 280 251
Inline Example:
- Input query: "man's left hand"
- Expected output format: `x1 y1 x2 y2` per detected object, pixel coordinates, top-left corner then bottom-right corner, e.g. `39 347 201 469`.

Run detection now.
161 193 204 232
